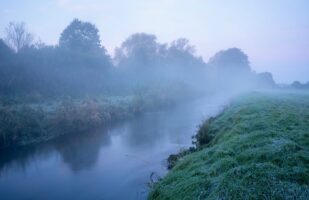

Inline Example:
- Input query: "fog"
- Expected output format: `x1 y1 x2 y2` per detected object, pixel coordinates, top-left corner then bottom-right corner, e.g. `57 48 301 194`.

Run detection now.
0 17 308 200
0 19 288 100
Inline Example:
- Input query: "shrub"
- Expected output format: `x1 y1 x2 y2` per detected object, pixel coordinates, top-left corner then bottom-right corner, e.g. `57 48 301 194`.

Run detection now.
193 117 216 148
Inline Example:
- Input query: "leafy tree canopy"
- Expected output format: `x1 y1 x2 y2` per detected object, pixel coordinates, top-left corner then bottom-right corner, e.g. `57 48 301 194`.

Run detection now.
208 48 251 73
59 19 103 54
115 33 160 66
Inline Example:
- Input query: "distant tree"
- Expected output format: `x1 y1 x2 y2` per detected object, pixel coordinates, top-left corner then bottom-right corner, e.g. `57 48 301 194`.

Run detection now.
208 48 251 73
4 22 34 53
169 38 195 54
256 72 276 88
207 48 255 90
164 38 205 83
0 39 18 94
59 19 103 54
114 33 160 67
291 81 306 89
292 81 301 86
166 38 204 68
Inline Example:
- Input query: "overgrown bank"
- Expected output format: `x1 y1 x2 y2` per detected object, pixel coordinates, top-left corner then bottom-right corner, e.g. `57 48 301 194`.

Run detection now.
149 91 309 199
0 86 190 149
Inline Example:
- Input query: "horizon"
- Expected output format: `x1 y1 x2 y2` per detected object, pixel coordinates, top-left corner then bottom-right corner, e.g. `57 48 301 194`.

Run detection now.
1 0 308 84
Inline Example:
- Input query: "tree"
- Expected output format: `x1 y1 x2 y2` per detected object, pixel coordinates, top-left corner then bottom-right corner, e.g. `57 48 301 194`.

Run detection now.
59 19 102 54
169 38 195 54
114 33 160 67
208 48 251 73
4 22 34 53
207 48 255 91
256 72 276 88
291 81 306 89
166 38 204 68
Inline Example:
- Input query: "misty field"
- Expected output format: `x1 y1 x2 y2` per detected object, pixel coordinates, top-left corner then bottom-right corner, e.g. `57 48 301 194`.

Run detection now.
149 91 309 199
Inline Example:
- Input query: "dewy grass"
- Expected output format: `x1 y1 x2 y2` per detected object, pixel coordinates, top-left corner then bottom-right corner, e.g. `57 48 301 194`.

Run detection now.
149 91 309 200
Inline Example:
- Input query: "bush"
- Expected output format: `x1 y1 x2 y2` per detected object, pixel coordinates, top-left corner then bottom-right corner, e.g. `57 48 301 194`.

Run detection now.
193 117 216 148
0 105 46 148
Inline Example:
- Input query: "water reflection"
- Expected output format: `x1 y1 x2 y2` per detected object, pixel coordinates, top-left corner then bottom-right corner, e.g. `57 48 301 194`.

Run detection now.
0 96 228 200
122 112 167 149
54 129 111 172
0 128 112 175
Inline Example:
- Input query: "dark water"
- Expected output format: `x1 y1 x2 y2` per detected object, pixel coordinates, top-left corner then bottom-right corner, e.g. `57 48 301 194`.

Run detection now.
0 96 228 200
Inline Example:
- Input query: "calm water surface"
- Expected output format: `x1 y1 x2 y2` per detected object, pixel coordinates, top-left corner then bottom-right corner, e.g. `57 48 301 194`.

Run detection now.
0 96 228 200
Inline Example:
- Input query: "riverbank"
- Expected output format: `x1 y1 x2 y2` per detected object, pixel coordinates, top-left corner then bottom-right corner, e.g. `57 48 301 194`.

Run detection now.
149 91 309 199
0 86 192 149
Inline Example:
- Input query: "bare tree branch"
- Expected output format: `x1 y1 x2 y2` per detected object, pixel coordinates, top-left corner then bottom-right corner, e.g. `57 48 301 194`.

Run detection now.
5 22 34 53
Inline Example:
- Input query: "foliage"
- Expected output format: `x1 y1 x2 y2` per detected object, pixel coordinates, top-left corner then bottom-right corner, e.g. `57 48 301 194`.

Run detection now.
0 19 281 98
291 81 309 90
0 96 131 149
0 85 189 149
0 105 46 148
114 33 206 87
59 19 102 54
193 117 217 148
256 72 276 88
208 48 251 73
149 92 309 200
0 19 113 97
0 19 289 150
115 33 159 66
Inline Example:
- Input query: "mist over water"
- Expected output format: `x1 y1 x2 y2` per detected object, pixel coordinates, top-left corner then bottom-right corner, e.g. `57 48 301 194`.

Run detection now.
0 4 308 200
0 95 228 200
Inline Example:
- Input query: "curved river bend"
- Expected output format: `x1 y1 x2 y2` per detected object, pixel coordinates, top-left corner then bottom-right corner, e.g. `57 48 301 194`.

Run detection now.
0 96 228 200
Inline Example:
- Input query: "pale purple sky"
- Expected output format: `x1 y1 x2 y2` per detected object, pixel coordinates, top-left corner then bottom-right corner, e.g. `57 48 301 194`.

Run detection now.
0 0 308 83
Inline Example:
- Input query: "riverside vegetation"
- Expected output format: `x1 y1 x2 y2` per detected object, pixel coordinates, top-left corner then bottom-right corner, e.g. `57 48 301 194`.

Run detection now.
0 19 280 150
149 91 309 200
0 85 190 149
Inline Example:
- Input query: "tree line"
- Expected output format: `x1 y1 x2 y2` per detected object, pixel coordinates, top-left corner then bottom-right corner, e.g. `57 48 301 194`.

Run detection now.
0 19 278 98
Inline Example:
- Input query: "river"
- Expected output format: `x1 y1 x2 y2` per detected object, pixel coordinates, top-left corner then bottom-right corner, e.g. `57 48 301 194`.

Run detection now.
0 95 228 200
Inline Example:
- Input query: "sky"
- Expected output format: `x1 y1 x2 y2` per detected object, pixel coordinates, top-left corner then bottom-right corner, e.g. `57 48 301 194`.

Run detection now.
0 0 308 83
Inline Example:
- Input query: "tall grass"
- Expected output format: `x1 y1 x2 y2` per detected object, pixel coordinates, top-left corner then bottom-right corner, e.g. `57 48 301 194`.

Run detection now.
0 86 190 149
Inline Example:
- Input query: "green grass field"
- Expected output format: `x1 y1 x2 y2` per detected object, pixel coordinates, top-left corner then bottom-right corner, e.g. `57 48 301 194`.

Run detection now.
149 91 309 200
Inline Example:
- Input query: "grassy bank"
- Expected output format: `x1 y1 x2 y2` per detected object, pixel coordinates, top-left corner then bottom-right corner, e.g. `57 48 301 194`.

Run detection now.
149 91 309 199
0 85 190 149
